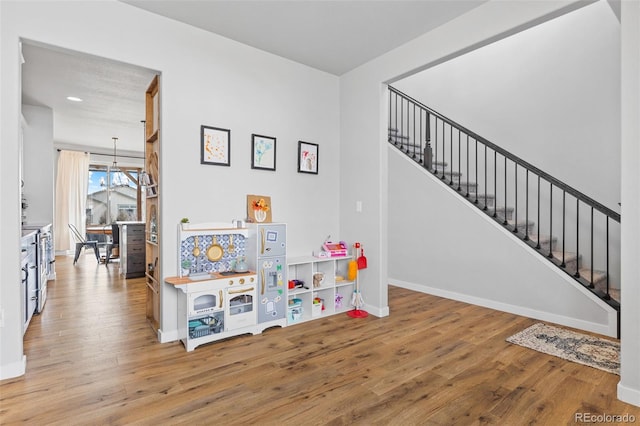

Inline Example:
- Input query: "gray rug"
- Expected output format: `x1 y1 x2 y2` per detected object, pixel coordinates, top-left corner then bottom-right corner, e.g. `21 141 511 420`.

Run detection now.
506 323 620 375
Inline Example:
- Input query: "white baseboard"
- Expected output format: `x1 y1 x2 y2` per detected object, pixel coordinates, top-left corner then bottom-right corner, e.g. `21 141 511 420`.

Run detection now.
618 382 640 407
158 328 178 343
362 303 390 318
0 355 26 380
390 278 617 338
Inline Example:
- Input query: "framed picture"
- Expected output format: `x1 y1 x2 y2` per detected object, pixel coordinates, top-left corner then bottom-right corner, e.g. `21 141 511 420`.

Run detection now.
247 194 272 223
251 134 276 171
201 125 231 166
297 141 318 174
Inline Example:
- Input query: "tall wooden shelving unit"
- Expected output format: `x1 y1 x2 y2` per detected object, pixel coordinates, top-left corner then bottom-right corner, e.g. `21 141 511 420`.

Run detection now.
145 75 160 332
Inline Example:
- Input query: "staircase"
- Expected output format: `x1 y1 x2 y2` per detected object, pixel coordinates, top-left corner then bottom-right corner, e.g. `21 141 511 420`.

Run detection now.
388 86 621 324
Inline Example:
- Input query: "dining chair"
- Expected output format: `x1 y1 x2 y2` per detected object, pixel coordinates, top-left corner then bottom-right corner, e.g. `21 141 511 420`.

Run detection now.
105 223 120 266
69 223 100 265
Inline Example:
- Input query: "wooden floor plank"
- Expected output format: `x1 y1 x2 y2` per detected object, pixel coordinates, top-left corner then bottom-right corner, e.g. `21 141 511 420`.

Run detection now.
1 253 638 424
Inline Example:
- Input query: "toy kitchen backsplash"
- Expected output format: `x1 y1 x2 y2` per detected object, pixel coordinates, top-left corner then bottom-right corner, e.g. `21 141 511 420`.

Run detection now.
180 234 247 274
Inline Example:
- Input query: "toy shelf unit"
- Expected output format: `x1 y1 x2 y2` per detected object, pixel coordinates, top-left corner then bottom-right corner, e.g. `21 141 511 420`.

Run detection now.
286 255 356 324
178 222 249 278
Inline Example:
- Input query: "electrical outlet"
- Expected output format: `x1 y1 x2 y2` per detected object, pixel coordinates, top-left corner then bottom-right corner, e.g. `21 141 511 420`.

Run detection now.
356 201 362 212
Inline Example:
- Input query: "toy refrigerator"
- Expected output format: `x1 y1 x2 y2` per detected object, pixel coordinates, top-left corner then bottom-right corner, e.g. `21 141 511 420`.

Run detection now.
246 223 287 326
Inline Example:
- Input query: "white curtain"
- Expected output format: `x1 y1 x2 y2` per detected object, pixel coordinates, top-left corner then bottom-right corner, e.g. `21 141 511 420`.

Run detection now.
54 150 90 252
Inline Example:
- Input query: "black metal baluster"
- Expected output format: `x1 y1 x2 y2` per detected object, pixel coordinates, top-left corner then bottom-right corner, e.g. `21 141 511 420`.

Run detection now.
399 96 403 148
606 217 610 299
395 92 398 145
474 138 478 204
513 163 518 233
574 199 581 278
548 183 553 258
484 145 488 210
440 120 447 180
449 126 453 185
388 90 391 141
493 151 497 218
561 190 566 267
466 134 469 197
590 206 594 288
419 108 423 165
503 156 508 225
457 130 461 191
434 119 438 174
524 170 529 241
536 176 541 249
412 103 416 158
406 98 410 154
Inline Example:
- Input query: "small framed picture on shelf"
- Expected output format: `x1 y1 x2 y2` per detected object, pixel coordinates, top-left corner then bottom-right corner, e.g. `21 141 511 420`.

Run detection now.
247 194 272 223
251 134 276 171
201 125 231 166
297 141 318 174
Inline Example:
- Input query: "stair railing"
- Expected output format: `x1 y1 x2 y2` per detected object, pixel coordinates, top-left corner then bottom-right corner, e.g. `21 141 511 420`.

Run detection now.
388 85 621 310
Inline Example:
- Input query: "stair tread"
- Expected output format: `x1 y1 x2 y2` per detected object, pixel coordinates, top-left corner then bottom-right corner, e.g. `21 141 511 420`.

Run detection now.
578 268 607 282
507 219 535 227
550 250 579 262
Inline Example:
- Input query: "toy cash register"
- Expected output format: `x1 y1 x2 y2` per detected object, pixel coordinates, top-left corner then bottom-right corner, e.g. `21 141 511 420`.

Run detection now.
322 241 348 257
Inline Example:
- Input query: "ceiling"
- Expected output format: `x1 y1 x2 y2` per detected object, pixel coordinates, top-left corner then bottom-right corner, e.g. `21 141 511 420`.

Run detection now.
21 0 486 152
121 0 486 76
21 42 157 156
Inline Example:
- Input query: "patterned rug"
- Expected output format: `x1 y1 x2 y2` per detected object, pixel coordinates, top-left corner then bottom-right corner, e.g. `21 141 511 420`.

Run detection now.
506 323 620 375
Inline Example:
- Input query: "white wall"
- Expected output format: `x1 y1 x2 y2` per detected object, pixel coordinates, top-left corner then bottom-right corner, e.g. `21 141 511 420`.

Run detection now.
386 0 621 333
388 146 616 335
339 0 639 407
0 0 26 379
22 104 54 226
394 0 621 212
1 0 339 377
618 0 640 407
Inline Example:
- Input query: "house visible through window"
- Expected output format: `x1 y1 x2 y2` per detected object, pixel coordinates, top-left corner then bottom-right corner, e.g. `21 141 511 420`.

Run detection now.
86 164 143 225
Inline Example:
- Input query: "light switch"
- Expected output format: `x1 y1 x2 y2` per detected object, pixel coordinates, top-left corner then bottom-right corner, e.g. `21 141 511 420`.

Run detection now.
356 201 362 212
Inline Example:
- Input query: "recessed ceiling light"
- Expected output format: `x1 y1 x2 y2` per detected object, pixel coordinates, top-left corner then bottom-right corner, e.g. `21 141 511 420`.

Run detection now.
66 96 83 102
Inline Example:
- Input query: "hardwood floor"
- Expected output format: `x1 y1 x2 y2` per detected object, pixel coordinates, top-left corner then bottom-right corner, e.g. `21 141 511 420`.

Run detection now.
2 254 638 425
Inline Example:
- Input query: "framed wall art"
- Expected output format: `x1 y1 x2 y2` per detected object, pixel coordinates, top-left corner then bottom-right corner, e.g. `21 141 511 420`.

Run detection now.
297 141 318 174
201 125 231 166
247 194 272 223
251 134 276 171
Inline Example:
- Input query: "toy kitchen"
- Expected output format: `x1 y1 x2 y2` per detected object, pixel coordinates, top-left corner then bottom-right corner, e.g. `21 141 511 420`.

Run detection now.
166 222 287 352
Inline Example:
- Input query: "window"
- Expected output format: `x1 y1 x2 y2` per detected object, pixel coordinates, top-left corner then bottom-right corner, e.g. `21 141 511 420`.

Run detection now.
87 164 143 225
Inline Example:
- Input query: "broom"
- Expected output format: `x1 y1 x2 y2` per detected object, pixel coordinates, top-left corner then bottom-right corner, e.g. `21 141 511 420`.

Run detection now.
348 243 368 318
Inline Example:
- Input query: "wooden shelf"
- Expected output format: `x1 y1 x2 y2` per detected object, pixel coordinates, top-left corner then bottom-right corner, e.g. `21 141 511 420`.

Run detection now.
145 74 161 333
146 129 158 144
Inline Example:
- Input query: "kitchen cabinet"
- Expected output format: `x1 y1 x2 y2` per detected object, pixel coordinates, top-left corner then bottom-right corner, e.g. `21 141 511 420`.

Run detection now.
20 231 38 334
286 256 356 324
22 223 53 313
119 222 146 278
145 75 160 332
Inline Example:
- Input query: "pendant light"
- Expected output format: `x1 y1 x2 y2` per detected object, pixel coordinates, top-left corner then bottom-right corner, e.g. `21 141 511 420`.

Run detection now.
111 137 123 187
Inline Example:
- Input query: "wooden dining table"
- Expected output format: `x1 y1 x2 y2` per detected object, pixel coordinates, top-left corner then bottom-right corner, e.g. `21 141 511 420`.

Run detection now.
86 226 112 236
86 225 119 260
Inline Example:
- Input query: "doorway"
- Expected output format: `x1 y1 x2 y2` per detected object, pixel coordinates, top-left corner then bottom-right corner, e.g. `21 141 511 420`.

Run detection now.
21 41 158 255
